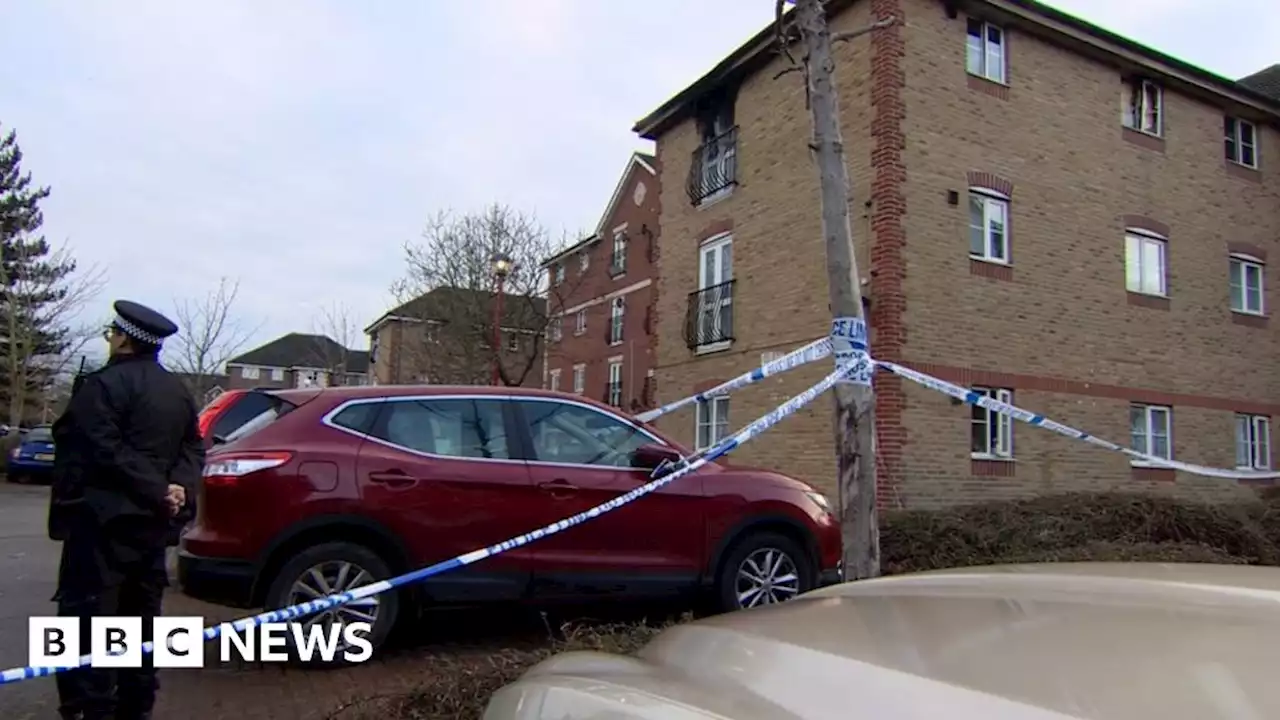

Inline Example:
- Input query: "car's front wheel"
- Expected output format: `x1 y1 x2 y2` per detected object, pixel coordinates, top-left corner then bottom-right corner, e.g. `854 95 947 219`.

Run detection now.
262 541 400 667
714 531 814 613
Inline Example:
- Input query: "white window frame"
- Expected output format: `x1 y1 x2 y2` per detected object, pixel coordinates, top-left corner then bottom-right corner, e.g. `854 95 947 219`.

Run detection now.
548 369 561 392
270 368 284 382
971 387 1013 459
553 263 565 286
609 297 625 345
968 189 1010 264
241 366 260 380
1124 229 1167 297
607 361 623 407
611 230 627 275
694 396 730 451
1225 116 1258 168
572 364 585 394
579 250 589 274
574 309 586 336
506 334 519 352
1122 80 1163 136
1129 403 1172 464
965 18 1005 84
1236 414 1271 470
549 317 563 342
1229 254 1265 315
696 234 734 351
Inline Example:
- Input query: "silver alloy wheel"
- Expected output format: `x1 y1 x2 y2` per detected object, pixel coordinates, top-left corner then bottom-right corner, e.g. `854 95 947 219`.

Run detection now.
734 547 801 609
286 560 381 651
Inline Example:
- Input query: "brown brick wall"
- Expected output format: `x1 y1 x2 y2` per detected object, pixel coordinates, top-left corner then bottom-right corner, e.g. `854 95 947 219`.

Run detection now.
647 0 1279 507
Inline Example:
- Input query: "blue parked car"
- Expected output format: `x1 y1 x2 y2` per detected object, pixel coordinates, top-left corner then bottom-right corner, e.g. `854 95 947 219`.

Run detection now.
8 425 55 484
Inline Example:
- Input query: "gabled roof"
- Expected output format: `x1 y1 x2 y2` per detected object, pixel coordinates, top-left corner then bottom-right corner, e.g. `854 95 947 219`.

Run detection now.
1240 65 1280 102
632 0 1280 140
227 333 369 373
364 287 547 335
540 152 659 269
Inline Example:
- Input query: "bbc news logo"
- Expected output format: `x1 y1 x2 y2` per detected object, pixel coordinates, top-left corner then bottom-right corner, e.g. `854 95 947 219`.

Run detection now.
29 617 374 667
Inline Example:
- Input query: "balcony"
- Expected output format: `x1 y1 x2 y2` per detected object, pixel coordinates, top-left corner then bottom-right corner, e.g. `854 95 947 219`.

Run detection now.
686 127 738 205
684 280 735 350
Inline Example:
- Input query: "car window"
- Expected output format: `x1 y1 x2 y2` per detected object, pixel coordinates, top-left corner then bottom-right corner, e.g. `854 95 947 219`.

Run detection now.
516 400 653 468
330 402 381 434
211 392 276 439
371 398 510 460
27 427 52 442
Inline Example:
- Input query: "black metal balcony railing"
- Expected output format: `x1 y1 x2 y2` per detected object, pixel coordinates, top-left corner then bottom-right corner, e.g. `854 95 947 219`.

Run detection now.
683 280 735 349
606 381 623 407
686 127 738 205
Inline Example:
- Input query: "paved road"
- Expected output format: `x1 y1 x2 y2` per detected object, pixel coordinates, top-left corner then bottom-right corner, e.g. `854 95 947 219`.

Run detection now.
0 482 548 720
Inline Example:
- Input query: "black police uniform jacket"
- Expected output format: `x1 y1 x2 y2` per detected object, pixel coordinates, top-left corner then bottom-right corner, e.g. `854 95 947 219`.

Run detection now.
48 353 205 550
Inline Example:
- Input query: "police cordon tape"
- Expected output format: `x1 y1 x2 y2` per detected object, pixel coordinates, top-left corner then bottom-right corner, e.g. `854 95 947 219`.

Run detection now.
4 327 1275 684
0 356 864 685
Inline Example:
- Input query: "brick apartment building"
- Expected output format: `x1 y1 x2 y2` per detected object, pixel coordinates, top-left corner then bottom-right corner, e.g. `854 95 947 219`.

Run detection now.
366 287 545 387
634 0 1280 508
225 333 369 390
541 152 660 411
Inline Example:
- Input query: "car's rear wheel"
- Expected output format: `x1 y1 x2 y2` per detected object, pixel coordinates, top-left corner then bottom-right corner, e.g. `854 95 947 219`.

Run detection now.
714 531 814 613
262 541 400 667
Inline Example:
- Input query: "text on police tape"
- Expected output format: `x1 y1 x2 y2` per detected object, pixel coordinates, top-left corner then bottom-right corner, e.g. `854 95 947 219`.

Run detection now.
28 617 374 668
829 316 872 386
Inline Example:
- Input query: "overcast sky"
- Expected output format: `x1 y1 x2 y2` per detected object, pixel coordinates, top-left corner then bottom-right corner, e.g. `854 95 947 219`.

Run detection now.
1 0 1275 361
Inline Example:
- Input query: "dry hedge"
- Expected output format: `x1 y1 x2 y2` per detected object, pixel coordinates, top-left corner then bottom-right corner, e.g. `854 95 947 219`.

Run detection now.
353 490 1280 720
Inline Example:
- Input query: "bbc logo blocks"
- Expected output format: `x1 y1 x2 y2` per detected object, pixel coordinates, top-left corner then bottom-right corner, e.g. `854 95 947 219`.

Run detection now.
29 617 206 669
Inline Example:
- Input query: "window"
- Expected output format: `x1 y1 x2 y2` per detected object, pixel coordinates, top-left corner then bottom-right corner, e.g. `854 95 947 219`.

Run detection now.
553 263 565 286
211 391 289 440
329 402 382 435
1230 254 1264 315
970 387 1013 458
607 361 623 407
270 368 284 382
688 93 738 204
371 398 510 459
690 235 733 348
548 369 561 392
507 334 519 352
968 191 1009 264
1122 80 1162 136
1124 230 1167 296
695 396 730 451
965 18 1005 84
241 366 260 380
609 297 625 345
610 230 627 275
1236 414 1271 470
574 309 586 336
517 399 653 468
1225 117 1258 168
550 317 563 342
579 250 589 274
1129 404 1172 462
572 364 585 394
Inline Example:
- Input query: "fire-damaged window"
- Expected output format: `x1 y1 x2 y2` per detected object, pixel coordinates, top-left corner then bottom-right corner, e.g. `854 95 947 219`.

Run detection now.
687 85 739 205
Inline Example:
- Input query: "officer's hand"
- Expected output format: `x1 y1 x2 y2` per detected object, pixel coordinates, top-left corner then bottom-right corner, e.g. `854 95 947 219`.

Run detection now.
165 484 186 516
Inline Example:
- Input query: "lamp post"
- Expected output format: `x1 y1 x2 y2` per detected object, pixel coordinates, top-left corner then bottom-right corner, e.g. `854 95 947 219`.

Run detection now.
489 251 513 385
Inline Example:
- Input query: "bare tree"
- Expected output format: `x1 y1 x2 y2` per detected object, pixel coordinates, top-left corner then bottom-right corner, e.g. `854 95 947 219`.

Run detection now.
169 277 259 398
0 238 106 426
304 301 365 386
391 204 585 386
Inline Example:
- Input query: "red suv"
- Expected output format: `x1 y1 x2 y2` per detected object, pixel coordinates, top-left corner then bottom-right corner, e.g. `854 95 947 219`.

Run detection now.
178 385 842 653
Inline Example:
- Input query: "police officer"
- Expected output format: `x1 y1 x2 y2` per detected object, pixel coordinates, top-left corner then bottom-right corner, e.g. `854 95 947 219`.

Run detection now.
49 300 205 720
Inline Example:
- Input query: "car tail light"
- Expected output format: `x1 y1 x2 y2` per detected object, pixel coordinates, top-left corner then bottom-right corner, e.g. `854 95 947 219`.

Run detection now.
202 451 292 488
197 390 245 437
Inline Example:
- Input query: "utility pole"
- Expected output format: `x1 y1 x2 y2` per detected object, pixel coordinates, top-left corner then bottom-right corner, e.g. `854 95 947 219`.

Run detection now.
783 0 895 579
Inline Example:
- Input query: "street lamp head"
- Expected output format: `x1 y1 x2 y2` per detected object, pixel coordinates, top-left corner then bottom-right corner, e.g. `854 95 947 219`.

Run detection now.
489 252 514 279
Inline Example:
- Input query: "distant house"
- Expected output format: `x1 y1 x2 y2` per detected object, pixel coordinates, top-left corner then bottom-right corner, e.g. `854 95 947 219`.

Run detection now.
225 333 370 390
366 287 545 386
172 372 230 406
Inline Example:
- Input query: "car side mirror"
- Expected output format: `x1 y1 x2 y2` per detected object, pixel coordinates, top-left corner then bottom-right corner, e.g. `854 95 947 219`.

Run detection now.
631 443 681 469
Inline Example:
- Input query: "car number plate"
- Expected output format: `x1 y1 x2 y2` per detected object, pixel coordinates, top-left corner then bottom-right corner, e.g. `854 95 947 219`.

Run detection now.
34 453 54 461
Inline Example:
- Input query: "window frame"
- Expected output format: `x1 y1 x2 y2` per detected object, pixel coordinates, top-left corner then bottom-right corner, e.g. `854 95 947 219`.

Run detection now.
240 366 260 380
270 368 284 382
968 189 1010 264
965 18 1006 85
579 250 589 274
1129 403 1172 465
607 361 623 407
548 369 561 392
970 387 1014 459
549 317 563 342
574 309 587 336
609 297 625 345
695 233 734 351
1224 116 1258 169
1123 80 1163 137
572 363 585 394
694 396 731 451
553 263 565 286
1229 253 1265 315
1124 228 1168 297
1236 413 1272 470
611 230 627 275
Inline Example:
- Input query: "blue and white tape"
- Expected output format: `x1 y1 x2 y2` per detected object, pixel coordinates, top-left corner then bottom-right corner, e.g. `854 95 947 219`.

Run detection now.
878 361 1280 481
830 316 872 387
0 360 858 685
635 337 833 423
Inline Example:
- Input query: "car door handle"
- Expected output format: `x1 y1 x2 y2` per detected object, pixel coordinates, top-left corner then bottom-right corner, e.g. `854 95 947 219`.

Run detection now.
538 479 577 498
369 471 417 488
